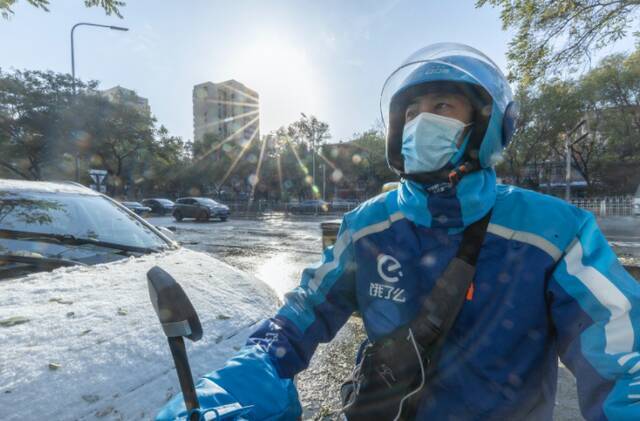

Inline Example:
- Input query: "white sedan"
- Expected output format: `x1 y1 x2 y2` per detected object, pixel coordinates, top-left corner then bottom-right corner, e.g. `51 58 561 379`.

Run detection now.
0 180 279 420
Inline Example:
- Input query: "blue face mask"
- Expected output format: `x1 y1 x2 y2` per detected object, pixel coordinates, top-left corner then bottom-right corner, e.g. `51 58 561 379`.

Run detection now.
401 112 471 173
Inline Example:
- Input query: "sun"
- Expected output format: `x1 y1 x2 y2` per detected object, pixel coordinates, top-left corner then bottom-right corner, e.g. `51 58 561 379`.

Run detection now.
226 33 322 134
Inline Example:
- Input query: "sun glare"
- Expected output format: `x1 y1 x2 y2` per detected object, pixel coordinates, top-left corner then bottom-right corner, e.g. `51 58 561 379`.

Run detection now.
227 33 323 134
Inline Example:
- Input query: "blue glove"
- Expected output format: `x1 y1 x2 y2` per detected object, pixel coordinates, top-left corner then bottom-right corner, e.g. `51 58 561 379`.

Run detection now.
156 377 252 421
156 345 302 420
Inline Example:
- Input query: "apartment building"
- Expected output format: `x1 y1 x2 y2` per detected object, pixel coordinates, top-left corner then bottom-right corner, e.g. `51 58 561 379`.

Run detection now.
193 79 259 145
100 86 151 117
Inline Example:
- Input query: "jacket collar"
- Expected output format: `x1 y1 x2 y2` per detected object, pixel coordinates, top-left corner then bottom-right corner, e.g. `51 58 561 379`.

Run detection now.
397 168 496 229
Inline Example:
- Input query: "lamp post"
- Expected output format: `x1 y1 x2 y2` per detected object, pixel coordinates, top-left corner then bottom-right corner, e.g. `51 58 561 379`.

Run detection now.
71 23 129 94
70 22 129 181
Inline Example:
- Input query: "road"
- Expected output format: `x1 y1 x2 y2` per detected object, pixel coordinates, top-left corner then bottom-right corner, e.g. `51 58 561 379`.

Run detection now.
149 213 640 420
597 216 640 258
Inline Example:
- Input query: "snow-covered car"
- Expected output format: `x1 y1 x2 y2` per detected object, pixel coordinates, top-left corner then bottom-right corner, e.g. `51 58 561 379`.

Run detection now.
0 180 279 420
0 247 279 420
0 179 176 279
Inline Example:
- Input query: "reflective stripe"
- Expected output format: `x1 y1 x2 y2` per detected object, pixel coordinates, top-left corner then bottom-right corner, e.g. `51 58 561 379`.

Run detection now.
565 240 634 355
630 362 640 375
487 223 562 261
308 228 352 292
308 212 405 295
618 352 640 366
353 211 405 242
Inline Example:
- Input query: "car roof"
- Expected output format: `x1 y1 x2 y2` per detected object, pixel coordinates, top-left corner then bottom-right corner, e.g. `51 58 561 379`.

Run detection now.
0 179 100 196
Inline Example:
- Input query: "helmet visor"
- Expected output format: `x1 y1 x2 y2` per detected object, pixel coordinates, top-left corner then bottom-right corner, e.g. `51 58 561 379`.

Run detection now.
380 43 512 129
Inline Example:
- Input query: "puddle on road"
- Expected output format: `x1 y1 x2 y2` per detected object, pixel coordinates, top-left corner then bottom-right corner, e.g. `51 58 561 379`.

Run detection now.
255 254 302 298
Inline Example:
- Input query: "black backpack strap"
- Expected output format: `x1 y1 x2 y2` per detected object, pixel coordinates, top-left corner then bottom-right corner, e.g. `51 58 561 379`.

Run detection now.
399 210 492 420
410 209 492 344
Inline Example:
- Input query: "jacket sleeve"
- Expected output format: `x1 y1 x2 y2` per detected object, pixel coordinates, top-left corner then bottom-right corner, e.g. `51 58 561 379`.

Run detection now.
547 213 640 420
192 218 358 420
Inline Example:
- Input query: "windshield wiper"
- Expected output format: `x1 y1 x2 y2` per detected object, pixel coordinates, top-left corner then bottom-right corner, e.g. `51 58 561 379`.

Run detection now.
0 229 163 254
0 253 86 268
0 253 87 279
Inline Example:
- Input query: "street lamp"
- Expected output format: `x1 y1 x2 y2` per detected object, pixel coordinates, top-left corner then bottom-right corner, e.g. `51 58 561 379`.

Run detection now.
70 22 129 94
70 22 129 181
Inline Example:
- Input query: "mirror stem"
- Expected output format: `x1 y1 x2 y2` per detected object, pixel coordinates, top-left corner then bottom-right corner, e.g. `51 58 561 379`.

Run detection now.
168 336 200 420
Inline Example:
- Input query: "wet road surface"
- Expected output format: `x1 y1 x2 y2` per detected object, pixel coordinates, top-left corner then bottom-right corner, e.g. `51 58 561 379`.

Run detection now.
597 216 640 258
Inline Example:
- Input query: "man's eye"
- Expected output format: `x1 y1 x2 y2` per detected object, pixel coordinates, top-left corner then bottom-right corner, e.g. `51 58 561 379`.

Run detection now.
405 110 417 121
435 102 453 111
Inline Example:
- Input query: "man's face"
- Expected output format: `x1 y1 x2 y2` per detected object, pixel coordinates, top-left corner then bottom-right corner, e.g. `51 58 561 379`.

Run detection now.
404 92 474 145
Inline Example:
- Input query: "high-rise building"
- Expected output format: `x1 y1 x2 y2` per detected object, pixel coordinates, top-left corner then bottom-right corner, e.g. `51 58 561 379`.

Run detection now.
192 79 260 145
100 86 151 117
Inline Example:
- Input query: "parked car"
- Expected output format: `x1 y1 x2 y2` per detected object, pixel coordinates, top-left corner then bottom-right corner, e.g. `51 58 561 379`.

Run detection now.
121 201 152 215
0 179 176 279
330 199 359 212
142 198 175 215
634 184 640 216
288 199 329 214
173 197 230 221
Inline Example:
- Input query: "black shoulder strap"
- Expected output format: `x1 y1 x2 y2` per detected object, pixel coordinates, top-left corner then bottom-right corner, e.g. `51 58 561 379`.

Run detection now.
398 210 492 420
409 209 492 346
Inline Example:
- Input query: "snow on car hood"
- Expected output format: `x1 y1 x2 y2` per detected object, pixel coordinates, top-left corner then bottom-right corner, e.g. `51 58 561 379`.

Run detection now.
0 248 279 420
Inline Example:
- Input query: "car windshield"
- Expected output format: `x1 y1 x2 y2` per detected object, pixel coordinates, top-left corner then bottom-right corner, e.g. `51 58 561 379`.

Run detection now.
0 192 167 250
198 198 220 205
156 199 174 205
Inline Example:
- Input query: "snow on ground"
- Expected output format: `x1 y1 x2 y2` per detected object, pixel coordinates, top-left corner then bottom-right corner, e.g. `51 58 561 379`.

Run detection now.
0 248 279 420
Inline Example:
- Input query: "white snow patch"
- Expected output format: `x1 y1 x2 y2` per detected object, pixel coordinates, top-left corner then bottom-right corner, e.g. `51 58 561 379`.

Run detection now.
0 179 99 195
0 248 279 420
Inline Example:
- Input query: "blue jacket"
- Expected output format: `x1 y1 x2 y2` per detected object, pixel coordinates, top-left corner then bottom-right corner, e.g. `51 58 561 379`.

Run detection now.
159 168 640 420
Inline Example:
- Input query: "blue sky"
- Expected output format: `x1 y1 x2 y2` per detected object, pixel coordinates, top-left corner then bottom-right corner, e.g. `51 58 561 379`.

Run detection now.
1 0 633 143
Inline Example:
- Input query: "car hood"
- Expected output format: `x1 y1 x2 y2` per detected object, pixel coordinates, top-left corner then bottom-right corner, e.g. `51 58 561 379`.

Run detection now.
0 248 279 420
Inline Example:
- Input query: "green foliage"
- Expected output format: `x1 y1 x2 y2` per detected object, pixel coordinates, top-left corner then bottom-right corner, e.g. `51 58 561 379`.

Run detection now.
477 0 640 86
313 129 397 201
0 68 166 198
0 69 96 180
0 67 395 202
501 46 640 194
0 0 125 19
75 93 155 194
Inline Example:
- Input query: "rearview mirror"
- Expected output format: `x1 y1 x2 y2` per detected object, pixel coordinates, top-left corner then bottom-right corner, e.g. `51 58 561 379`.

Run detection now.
147 266 202 341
